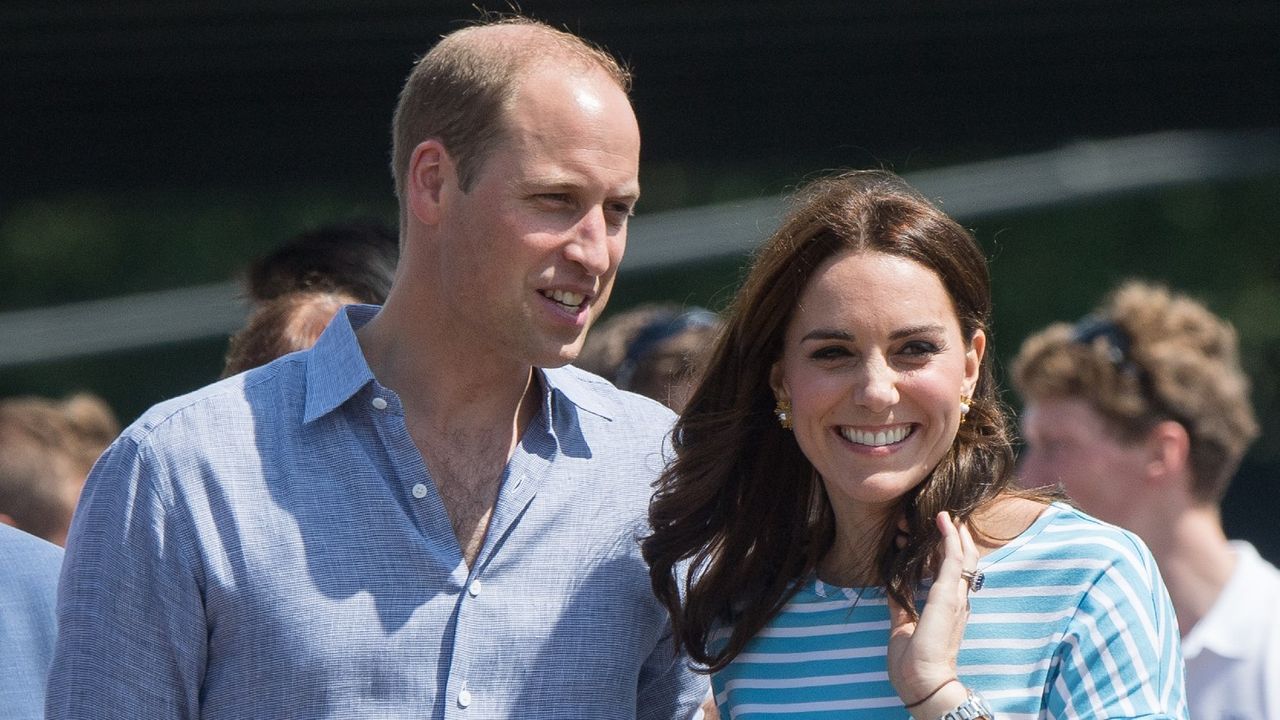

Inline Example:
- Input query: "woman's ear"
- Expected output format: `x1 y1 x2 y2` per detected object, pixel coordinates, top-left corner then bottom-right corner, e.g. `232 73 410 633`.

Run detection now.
963 328 986 396
769 360 787 403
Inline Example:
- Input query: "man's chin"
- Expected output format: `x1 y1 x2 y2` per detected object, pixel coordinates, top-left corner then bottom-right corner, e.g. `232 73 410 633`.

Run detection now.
533 341 585 370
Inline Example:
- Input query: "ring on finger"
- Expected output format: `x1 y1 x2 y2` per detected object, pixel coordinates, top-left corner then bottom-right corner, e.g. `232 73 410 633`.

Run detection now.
960 569 985 593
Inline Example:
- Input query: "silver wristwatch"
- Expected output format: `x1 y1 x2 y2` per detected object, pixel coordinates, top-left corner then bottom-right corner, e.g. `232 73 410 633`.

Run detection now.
933 690 995 720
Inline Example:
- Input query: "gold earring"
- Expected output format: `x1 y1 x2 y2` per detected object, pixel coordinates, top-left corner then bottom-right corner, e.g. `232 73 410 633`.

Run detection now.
775 399 793 429
960 394 972 418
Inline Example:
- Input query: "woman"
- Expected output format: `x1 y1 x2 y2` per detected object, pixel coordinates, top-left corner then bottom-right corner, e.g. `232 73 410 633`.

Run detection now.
644 170 1187 718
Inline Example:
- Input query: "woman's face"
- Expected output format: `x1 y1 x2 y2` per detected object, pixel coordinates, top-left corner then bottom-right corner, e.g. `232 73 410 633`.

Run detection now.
770 250 984 517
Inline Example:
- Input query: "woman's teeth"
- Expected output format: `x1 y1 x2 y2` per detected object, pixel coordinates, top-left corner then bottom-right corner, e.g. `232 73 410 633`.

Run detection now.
840 425 911 447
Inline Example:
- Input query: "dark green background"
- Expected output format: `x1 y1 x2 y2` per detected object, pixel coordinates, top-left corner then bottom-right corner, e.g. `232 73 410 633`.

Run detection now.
3 1 1278 557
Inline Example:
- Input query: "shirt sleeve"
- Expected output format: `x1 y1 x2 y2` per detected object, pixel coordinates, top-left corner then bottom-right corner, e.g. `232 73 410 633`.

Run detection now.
636 618 712 720
1046 534 1189 718
46 434 207 719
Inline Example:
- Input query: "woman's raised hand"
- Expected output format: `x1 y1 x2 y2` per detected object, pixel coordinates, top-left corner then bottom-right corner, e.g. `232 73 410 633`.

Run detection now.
886 512 979 718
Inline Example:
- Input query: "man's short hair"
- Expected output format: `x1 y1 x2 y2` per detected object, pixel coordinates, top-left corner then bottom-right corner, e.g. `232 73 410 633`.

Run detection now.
1012 280 1259 504
0 393 119 542
390 16 631 212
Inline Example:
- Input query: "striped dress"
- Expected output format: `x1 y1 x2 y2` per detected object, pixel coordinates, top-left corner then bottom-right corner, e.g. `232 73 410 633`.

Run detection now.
710 502 1188 719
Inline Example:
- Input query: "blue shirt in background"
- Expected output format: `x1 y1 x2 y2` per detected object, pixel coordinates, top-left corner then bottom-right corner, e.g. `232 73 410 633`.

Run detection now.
48 304 704 719
0 523 62 720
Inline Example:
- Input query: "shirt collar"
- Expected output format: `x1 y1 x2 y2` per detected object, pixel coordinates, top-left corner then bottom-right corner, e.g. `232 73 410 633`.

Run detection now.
303 304 379 423
1182 541 1275 659
302 305 622 425
539 365 620 423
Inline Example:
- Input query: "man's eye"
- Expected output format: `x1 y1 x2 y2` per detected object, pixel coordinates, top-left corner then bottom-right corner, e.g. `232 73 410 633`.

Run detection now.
604 204 634 229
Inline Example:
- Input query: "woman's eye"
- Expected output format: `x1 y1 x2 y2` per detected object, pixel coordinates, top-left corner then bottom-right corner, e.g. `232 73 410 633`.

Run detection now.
810 346 851 361
898 341 940 357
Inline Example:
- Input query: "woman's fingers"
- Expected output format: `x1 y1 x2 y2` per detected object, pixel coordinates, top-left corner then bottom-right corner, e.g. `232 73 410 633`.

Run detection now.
931 512 966 599
887 592 917 641
958 520 979 578
914 513 970 643
887 513 969 702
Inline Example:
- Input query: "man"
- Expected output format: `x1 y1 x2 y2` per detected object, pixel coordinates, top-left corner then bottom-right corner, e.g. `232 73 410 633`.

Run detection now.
0 523 62 719
49 18 704 718
1013 280 1279 719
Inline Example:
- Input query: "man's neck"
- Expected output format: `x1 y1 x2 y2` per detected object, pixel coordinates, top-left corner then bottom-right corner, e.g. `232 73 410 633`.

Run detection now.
357 301 537 430
356 302 543 566
1144 506 1236 637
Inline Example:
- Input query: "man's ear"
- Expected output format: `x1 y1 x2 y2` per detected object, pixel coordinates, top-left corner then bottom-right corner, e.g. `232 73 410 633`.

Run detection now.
406 139 451 226
1143 420 1192 489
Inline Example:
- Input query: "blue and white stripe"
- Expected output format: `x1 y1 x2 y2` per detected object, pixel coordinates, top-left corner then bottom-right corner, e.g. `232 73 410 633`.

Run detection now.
710 502 1188 719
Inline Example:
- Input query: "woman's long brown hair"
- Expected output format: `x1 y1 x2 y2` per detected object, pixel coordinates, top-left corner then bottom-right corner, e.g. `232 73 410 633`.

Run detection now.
642 170 1021 672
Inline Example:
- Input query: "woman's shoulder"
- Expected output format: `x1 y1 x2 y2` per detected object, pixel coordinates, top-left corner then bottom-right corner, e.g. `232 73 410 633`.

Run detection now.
984 499 1160 575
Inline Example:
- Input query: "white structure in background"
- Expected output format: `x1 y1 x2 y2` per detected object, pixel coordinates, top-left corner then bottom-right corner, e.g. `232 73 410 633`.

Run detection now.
1 128 1277 369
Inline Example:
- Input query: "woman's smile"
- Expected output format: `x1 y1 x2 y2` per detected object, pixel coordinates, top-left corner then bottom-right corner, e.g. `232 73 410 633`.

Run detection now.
770 249 983 511
837 423 915 449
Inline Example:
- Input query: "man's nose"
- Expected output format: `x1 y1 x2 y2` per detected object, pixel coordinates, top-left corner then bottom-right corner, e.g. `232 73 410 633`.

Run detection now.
565 206 612 277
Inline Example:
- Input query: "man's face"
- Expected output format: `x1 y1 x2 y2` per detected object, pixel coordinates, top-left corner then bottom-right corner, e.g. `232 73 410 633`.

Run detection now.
1019 396 1149 526
433 64 640 370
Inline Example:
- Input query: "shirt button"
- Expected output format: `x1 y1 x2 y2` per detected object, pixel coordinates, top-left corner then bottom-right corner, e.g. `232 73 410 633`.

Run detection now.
412 483 428 499
370 396 388 410
457 689 472 708
468 579 483 597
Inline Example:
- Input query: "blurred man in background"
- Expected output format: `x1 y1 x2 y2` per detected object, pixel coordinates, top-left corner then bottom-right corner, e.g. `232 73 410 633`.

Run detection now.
1013 279 1279 719
577 303 720 412
0 523 62 719
0 393 119 546
221 217 398 376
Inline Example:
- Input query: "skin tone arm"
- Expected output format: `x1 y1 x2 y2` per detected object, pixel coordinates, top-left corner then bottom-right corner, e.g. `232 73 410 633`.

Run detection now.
887 512 981 718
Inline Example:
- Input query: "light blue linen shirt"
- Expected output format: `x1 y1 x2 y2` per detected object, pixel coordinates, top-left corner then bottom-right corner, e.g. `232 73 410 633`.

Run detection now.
0 524 62 720
48 304 704 719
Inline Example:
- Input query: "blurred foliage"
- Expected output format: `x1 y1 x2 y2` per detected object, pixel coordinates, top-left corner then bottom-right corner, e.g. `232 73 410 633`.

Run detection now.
0 186 396 310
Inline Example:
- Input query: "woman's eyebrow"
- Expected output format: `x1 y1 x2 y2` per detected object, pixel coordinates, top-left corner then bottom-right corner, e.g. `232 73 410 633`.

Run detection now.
889 324 945 340
800 328 853 342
